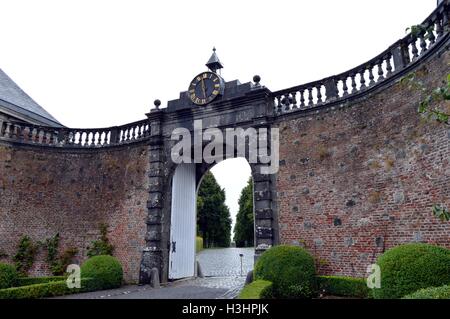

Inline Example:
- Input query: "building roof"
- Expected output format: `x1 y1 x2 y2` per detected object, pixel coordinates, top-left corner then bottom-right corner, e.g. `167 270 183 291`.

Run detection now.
205 47 224 72
0 68 63 127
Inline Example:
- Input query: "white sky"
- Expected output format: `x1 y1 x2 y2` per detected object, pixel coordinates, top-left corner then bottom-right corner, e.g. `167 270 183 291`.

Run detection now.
0 0 436 228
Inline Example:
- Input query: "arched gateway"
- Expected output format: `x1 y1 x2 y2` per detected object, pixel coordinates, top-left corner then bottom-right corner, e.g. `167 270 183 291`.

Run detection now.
0 2 449 285
139 53 280 282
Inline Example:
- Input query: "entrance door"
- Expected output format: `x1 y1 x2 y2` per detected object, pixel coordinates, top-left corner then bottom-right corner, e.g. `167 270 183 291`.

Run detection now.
169 163 196 279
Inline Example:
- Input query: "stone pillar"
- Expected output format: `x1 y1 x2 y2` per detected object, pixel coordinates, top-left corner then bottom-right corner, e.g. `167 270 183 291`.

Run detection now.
139 107 165 285
391 40 410 71
253 166 275 260
249 88 278 261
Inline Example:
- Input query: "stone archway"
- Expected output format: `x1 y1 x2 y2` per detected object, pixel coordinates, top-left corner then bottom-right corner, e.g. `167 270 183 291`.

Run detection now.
139 87 279 284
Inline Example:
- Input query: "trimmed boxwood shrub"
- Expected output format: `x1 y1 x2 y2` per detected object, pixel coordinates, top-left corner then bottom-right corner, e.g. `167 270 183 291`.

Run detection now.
81 255 123 290
318 276 371 298
0 278 96 299
239 280 273 299
0 263 18 289
373 243 450 299
402 285 450 299
16 276 66 287
254 245 316 299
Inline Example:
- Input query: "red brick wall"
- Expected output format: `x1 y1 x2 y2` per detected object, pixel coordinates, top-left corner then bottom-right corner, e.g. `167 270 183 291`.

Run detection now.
0 144 150 283
276 49 450 277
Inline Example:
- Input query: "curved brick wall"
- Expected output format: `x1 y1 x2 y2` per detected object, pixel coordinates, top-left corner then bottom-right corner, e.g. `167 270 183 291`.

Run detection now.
0 5 448 284
0 143 150 283
276 48 449 277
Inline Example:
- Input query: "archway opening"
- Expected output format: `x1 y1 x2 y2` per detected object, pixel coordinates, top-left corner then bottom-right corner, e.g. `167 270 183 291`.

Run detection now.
168 157 255 285
196 158 254 280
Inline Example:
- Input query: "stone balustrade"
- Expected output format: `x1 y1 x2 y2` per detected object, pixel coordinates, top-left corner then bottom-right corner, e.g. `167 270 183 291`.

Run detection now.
1 1 448 147
273 0 449 114
0 118 150 148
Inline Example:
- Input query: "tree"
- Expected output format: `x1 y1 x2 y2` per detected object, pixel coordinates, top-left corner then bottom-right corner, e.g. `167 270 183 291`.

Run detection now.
234 177 254 247
197 172 232 247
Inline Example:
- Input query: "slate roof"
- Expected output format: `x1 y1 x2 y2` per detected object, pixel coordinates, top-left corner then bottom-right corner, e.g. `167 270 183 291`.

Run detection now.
0 68 63 127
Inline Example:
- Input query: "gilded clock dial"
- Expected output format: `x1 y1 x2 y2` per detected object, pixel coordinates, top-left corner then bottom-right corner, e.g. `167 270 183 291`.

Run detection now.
189 72 223 105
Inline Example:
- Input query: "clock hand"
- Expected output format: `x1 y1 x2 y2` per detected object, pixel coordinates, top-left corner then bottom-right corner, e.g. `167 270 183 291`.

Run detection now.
201 78 207 99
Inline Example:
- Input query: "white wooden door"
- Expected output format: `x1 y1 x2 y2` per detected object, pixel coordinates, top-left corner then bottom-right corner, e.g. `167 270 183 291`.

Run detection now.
169 163 196 279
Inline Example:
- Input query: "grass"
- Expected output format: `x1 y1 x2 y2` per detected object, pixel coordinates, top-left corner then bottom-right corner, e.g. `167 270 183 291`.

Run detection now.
238 280 272 299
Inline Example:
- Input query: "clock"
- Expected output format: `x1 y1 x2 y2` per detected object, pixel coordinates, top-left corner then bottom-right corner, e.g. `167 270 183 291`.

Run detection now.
188 71 224 105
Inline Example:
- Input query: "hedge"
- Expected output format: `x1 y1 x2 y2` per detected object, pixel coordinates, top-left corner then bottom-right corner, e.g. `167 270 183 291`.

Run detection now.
318 276 371 298
196 237 204 253
402 285 450 299
254 245 316 298
239 280 273 299
16 276 66 287
373 243 450 299
81 255 123 290
0 278 96 299
0 263 18 289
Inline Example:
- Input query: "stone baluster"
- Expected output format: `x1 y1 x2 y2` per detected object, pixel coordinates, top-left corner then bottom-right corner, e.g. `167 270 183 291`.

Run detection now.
283 94 291 112
290 92 297 110
386 54 393 75
30 128 38 143
275 96 281 114
419 31 428 53
360 69 366 90
11 124 19 139
39 129 45 144
316 85 322 103
342 77 349 97
428 24 436 45
24 126 32 142
377 60 385 81
48 130 57 145
368 65 375 86
411 39 419 60
436 16 444 38
351 74 358 94
69 131 75 145
307 87 314 107
299 89 306 108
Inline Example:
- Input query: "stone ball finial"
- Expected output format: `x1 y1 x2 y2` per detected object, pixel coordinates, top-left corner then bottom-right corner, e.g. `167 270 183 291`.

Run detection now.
253 75 261 85
154 99 161 109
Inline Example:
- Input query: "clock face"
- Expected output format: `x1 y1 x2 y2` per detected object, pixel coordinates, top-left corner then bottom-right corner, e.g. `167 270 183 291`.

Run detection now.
189 72 223 105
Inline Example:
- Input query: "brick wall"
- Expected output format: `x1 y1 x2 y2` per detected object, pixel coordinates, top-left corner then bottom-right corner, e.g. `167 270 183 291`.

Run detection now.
0 144 150 283
276 49 450 277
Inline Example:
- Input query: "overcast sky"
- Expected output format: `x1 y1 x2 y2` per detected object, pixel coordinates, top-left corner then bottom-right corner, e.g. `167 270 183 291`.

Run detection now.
0 0 436 230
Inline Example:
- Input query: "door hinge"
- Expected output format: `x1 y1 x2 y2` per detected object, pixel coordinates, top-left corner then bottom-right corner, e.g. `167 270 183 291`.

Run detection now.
171 241 176 253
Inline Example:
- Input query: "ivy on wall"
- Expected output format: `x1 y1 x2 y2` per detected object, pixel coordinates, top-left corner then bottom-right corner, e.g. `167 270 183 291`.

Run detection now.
86 223 114 257
13 236 37 275
43 233 78 275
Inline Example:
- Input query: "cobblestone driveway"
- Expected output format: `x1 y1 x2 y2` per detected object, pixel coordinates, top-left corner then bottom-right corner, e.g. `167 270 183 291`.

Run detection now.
197 247 254 277
57 247 255 299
